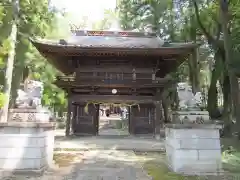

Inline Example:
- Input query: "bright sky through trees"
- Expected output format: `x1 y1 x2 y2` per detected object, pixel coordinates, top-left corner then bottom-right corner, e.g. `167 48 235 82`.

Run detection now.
51 0 116 22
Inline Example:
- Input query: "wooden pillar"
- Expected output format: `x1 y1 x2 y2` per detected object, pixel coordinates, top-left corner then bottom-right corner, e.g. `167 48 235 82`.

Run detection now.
155 88 163 139
71 104 77 134
65 94 72 136
95 104 100 135
128 106 134 135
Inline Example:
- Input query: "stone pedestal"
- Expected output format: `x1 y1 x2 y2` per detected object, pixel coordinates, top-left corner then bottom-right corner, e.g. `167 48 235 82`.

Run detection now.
165 124 222 175
172 111 210 123
0 109 55 174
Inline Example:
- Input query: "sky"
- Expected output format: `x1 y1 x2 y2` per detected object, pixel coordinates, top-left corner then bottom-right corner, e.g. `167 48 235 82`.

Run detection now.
51 0 116 22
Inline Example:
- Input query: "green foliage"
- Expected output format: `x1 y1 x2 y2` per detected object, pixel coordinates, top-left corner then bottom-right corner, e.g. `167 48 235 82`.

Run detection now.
118 0 170 35
0 92 6 107
0 39 10 68
0 0 67 111
27 50 67 111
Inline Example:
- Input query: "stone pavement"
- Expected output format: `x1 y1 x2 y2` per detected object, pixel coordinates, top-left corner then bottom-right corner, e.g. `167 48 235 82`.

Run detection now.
71 150 152 179
1 150 152 180
55 135 164 152
55 129 165 152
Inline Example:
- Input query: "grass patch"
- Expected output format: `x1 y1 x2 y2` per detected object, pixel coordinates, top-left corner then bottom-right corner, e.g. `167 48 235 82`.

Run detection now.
53 153 83 167
135 152 200 180
143 161 201 180
221 138 240 151
222 149 240 173
54 148 88 151
221 138 240 174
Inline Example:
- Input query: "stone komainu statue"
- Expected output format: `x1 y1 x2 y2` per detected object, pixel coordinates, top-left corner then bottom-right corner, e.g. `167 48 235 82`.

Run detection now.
177 82 203 110
16 80 43 108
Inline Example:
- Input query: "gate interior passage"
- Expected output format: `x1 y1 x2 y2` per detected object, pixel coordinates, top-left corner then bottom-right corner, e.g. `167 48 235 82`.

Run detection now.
31 30 199 136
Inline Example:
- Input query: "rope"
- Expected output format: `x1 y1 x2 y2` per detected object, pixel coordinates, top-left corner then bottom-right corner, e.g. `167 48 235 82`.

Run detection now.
84 101 140 114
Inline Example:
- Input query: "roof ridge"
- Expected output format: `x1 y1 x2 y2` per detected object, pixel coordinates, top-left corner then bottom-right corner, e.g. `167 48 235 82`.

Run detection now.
72 30 157 37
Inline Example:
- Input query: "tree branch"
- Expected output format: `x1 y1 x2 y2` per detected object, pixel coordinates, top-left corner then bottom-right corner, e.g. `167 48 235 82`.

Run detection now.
192 0 220 49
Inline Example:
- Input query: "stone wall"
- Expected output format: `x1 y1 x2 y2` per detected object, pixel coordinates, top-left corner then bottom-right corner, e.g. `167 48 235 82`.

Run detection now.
0 122 54 173
165 124 222 175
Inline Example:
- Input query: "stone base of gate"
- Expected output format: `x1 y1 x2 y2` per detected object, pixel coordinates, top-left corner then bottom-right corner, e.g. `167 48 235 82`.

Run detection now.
0 109 55 175
165 124 223 175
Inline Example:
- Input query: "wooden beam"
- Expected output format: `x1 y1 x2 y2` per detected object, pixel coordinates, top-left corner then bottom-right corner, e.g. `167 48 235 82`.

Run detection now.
75 75 151 80
70 94 154 103
72 87 155 94
76 67 155 73
71 56 181 64
55 78 174 88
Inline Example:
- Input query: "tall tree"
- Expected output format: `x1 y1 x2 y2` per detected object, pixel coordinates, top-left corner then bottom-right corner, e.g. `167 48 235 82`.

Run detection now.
1 0 18 122
219 0 240 137
188 0 200 93
0 0 67 121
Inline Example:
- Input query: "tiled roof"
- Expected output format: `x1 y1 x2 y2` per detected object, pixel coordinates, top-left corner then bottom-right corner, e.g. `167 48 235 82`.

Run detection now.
64 35 165 48
31 30 200 50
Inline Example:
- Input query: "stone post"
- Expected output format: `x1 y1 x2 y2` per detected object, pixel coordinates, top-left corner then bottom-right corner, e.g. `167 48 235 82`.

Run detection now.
0 109 55 175
165 124 222 175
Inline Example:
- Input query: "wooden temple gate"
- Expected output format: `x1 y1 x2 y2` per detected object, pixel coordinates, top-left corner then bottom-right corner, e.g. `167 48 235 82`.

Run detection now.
31 30 198 137
68 93 164 136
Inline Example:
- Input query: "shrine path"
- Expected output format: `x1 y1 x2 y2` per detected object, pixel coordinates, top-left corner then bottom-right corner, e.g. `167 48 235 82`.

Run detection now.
1 127 160 180
2 150 152 180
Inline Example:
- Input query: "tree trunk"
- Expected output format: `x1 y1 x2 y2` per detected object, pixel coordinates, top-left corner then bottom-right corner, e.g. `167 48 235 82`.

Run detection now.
221 75 232 137
161 87 172 124
220 0 240 138
207 52 223 118
9 65 23 108
1 0 19 122
189 0 200 94
169 0 175 41
10 34 30 108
